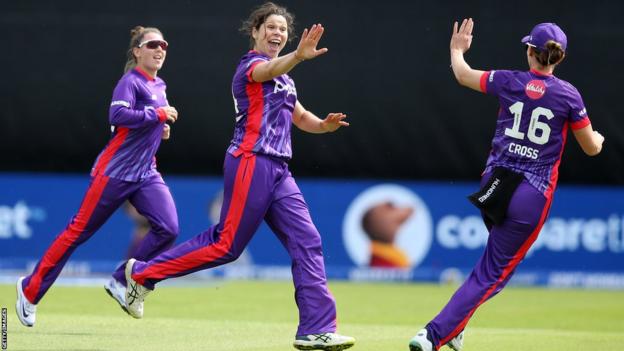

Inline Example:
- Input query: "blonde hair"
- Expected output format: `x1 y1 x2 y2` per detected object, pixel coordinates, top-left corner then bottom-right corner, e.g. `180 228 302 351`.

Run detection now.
123 26 163 73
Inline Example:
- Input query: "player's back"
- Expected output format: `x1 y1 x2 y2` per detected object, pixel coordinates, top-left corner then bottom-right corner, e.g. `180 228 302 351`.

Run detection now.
482 69 589 193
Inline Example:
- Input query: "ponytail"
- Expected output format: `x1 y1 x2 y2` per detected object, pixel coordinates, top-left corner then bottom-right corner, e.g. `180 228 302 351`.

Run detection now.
123 26 163 73
534 40 565 67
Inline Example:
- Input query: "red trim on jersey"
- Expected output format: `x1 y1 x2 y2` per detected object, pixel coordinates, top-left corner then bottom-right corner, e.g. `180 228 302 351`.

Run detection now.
135 67 155 81
156 107 167 123
570 116 590 130
92 127 129 176
480 71 489 93
246 60 264 83
24 174 110 302
530 68 552 76
437 192 554 350
134 154 257 282
236 79 264 154
544 122 568 200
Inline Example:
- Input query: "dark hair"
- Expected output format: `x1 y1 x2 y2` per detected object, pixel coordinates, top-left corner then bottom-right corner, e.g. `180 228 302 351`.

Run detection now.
124 26 163 73
239 2 295 49
533 40 565 67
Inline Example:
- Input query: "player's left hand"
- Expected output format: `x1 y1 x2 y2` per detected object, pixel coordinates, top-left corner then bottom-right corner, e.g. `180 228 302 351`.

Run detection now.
294 24 329 61
162 123 171 140
450 18 474 53
321 113 349 132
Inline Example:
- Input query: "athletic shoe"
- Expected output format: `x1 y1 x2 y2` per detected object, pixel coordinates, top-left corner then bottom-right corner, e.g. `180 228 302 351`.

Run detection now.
104 278 128 314
448 331 464 351
293 332 355 351
15 277 36 327
409 328 433 351
124 259 151 319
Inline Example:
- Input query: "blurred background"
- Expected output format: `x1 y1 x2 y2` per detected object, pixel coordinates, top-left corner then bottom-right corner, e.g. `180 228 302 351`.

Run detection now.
1 0 623 289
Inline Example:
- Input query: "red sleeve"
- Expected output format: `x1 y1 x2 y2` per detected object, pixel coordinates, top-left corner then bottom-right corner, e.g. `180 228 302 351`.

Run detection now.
570 116 591 130
156 107 167 123
480 71 490 94
245 60 264 83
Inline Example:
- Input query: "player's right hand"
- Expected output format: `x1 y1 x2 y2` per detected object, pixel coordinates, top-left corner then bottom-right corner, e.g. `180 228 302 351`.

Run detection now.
594 131 605 148
451 18 474 54
161 106 178 123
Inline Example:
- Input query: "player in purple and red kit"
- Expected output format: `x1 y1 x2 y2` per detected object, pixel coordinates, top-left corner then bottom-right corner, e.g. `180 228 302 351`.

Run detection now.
122 3 355 350
409 19 605 351
15 26 181 327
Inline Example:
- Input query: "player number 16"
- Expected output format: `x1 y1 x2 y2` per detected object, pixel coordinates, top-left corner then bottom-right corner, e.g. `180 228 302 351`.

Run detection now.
504 101 554 145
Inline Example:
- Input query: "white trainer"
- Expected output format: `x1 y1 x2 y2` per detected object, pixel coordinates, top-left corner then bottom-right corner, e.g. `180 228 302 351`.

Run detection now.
448 331 464 351
293 332 355 351
409 328 433 351
15 277 36 327
104 278 128 314
124 259 151 319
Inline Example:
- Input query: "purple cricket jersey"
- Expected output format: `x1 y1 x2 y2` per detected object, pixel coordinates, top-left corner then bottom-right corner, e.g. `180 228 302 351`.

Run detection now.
480 69 591 194
91 68 168 181
228 50 297 159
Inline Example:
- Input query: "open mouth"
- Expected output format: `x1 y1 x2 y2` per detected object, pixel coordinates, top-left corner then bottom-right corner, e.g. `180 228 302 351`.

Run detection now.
268 39 281 51
153 54 163 62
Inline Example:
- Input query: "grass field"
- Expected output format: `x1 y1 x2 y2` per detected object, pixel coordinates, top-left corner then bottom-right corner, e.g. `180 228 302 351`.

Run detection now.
1 280 623 350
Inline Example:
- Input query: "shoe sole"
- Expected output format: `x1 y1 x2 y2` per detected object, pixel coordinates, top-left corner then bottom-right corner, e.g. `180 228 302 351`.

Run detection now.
293 342 354 351
104 285 129 315
15 277 33 327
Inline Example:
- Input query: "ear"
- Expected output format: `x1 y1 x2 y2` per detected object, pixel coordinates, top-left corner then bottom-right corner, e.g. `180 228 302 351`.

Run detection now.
132 47 141 61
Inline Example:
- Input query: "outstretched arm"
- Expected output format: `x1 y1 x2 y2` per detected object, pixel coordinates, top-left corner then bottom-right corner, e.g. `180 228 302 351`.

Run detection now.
292 101 349 134
450 18 486 92
573 125 604 156
251 24 328 82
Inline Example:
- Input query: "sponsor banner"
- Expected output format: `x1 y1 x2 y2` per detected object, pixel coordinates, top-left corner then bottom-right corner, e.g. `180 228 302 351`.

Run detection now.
1 173 623 287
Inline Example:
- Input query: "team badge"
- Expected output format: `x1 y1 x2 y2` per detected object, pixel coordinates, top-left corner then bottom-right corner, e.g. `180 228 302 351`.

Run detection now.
525 80 546 100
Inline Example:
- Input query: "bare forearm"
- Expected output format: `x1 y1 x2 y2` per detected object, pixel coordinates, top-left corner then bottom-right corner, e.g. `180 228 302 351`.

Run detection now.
252 52 302 82
295 110 327 134
450 49 484 91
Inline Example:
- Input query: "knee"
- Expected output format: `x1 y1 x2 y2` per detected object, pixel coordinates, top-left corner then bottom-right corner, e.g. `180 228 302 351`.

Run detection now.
218 244 244 264
155 216 179 240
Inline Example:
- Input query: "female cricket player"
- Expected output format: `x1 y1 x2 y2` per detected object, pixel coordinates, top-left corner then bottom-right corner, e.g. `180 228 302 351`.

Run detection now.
408 19 605 351
16 26 180 327
123 3 355 350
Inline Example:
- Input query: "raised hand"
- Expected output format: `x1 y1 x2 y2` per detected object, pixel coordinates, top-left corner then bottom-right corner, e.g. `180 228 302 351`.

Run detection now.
451 18 474 53
294 24 329 61
320 113 349 132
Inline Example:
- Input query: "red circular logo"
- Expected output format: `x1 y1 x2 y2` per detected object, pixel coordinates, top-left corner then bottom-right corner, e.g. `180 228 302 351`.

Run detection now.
525 80 546 100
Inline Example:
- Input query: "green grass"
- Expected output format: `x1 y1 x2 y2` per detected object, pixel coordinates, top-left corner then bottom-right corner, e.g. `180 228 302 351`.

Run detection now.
1 280 623 350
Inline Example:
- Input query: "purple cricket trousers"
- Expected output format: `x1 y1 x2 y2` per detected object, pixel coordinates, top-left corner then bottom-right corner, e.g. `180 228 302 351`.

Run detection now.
22 172 178 304
426 173 552 350
131 152 337 336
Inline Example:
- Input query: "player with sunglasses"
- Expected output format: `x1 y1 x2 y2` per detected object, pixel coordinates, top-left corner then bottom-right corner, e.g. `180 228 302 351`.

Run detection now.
408 19 604 351
16 26 181 327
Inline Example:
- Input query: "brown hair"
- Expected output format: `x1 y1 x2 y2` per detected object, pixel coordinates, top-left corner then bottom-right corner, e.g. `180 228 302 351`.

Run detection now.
239 2 295 49
533 40 565 67
124 26 163 73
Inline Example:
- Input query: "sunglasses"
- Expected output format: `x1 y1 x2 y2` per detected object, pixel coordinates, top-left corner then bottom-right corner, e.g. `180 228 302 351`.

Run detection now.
138 39 169 51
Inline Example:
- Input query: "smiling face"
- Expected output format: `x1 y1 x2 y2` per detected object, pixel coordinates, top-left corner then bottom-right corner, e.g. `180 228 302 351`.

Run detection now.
252 14 288 58
132 32 167 75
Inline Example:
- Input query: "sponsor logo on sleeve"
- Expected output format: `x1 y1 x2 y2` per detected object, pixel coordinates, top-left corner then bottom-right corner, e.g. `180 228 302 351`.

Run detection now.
110 100 130 108
489 70 496 82
578 108 587 117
